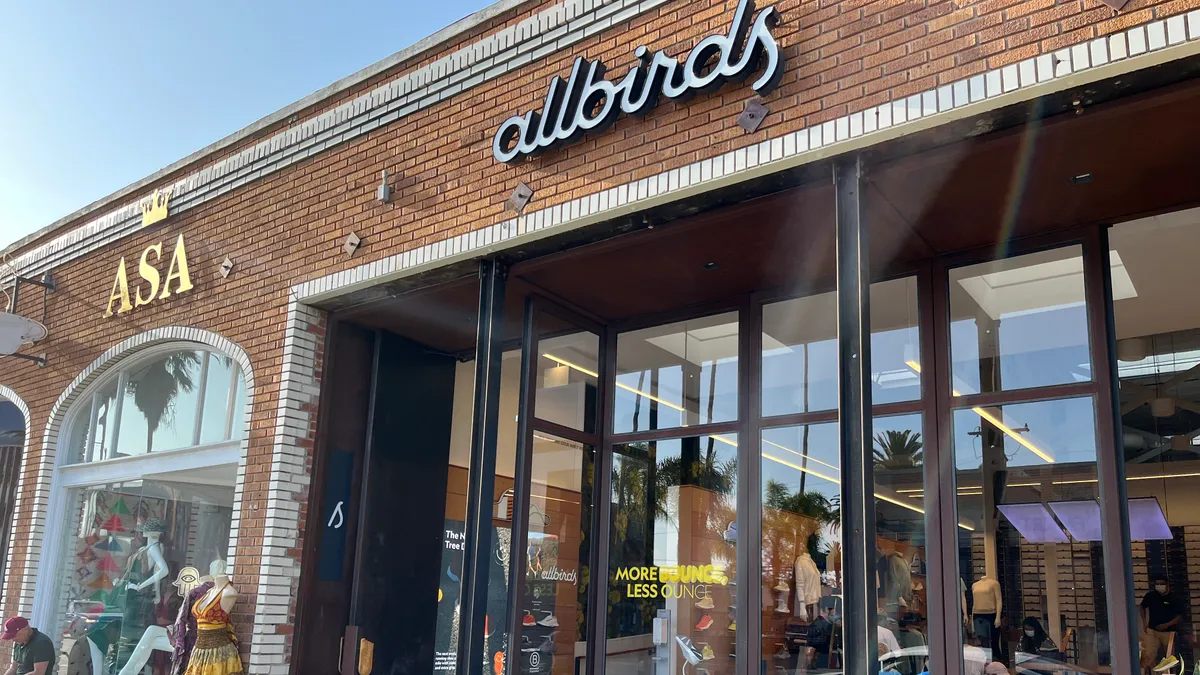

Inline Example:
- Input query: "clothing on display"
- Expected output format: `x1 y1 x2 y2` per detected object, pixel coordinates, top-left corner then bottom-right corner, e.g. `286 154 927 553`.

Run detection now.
973 614 1001 662
877 625 902 655
970 577 1002 616
183 585 243 675
880 552 913 606
793 552 821 617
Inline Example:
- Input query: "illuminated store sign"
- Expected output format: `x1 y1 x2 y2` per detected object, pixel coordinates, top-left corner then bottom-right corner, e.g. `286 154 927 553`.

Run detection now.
492 0 784 163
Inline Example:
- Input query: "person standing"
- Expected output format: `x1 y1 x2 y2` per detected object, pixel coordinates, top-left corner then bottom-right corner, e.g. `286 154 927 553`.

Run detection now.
1140 575 1183 672
1 617 57 675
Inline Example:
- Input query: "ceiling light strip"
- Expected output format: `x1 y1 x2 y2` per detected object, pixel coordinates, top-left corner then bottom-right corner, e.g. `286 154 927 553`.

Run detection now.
905 360 1055 463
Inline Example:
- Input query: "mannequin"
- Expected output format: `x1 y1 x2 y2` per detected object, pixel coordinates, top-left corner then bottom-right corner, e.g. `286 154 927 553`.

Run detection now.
793 551 821 621
971 574 1003 660
173 559 243 675
117 520 172 675
130 520 170 605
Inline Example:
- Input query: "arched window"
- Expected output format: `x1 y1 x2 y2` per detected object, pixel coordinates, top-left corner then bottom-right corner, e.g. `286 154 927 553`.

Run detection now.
63 346 246 464
46 343 246 665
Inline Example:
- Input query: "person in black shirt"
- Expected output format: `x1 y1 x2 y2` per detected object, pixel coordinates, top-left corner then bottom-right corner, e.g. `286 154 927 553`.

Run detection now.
1 617 56 675
1140 575 1183 671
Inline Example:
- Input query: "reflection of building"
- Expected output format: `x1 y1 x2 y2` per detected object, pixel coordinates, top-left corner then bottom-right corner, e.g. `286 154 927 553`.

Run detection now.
5 0 1200 673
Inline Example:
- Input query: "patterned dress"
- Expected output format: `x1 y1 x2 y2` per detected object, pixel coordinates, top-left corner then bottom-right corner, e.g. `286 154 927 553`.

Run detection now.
182 588 243 675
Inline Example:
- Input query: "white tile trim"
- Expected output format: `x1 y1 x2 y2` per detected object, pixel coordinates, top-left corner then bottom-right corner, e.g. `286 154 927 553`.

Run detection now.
292 30 1200 304
251 300 323 675
0 386 30 619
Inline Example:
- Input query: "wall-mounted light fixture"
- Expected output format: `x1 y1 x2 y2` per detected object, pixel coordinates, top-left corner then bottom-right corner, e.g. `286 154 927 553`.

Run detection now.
377 169 392 204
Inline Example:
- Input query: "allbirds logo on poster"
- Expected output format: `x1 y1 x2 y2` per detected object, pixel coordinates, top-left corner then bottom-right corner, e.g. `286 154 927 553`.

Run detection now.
492 0 785 163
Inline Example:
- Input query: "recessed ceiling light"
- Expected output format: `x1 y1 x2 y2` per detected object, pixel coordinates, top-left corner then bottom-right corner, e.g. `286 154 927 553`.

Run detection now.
1070 173 1093 185
703 262 718 270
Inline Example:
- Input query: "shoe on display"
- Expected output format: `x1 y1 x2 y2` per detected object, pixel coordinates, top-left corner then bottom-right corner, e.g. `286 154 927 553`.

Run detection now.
676 636 704 665
537 613 559 627
773 645 790 660
773 581 789 592
1154 656 1180 672
523 611 536 627
695 615 714 631
701 645 715 661
723 522 737 543
728 621 736 631
696 595 715 610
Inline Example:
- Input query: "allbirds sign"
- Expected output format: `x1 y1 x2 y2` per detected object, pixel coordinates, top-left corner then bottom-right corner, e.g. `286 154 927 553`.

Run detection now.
492 0 785 163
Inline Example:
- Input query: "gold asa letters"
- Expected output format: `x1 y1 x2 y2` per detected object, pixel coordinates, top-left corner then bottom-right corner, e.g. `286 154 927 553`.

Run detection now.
104 235 193 318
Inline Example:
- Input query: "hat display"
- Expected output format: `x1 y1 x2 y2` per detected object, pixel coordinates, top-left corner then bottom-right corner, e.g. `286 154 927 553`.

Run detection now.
137 518 166 534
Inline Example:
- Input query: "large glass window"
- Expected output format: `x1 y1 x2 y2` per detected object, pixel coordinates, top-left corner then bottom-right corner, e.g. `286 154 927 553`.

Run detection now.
518 433 594 675
874 413 930 675
615 314 739 434
953 397 1110 671
50 344 247 674
66 348 246 464
760 423 842 672
606 434 739 675
762 278 921 418
1111 211 1200 674
949 247 1092 396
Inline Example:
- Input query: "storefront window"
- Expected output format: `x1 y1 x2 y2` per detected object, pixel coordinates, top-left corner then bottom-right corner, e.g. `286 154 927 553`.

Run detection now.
55 475 236 674
762 278 920 418
49 344 246 674
615 314 739 434
516 433 593 675
760 423 841 672
606 434 738 675
949 247 1092 396
66 348 246 464
953 397 1109 672
537 329 600 434
873 413 929 675
1111 211 1200 673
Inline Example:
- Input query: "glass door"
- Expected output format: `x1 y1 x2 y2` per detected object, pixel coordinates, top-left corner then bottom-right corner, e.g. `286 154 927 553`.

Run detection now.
508 297 605 675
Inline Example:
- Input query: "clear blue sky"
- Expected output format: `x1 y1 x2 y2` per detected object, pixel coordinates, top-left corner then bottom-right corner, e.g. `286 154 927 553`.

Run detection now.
0 0 493 251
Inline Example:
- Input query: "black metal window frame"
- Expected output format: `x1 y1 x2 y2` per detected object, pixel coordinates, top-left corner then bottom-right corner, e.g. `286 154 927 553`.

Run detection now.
453 159 1138 675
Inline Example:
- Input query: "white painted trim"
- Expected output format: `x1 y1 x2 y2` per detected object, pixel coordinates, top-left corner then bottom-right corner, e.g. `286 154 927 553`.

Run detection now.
0 386 30 619
250 300 322 675
56 443 241 488
26 328 256 640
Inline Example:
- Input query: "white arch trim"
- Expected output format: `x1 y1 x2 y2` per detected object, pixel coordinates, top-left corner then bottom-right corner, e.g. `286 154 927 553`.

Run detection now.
25 327 255 632
0 385 30 620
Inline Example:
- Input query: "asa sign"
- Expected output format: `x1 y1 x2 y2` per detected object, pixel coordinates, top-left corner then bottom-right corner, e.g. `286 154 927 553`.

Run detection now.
492 0 784 163
103 234 194 318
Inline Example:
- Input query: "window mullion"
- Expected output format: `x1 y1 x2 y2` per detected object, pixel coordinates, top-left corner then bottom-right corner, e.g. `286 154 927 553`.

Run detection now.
194 352 211 447
108 372 127 461
224 364 239 440
82 394 99 463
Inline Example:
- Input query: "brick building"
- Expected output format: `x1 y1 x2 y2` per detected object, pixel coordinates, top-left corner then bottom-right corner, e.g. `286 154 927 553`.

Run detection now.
3 0 1200 673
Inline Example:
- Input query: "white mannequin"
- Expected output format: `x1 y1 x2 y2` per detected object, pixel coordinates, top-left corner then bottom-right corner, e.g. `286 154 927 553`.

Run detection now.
201 559 238 614
793 551 821 621
116 524 171 675
971 576 1002 627
131 531 169 604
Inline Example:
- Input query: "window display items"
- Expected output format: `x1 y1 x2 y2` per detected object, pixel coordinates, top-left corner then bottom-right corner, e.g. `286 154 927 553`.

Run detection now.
172 560 243 675
970 575 1002 661
118 563 202 675
793 552 820 621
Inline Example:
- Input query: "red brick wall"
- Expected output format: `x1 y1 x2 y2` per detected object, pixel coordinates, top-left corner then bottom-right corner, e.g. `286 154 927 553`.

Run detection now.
1 0 1194 667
